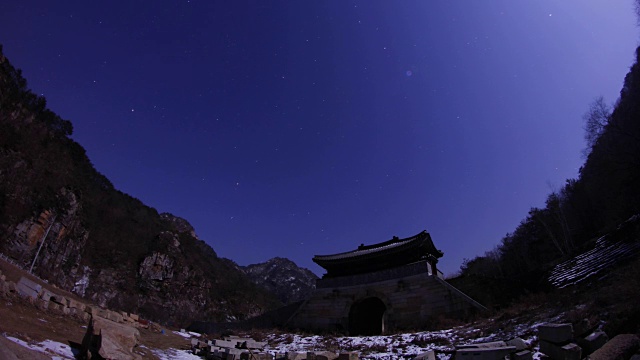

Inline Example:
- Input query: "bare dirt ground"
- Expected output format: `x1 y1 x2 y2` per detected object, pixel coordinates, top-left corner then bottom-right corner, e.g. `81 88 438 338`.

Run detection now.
0 257 194 359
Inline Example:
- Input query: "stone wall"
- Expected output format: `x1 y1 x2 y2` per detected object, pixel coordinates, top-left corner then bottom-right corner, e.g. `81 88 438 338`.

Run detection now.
289 262 484 333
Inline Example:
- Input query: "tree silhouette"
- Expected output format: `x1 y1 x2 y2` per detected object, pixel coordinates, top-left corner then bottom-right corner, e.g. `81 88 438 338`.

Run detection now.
583 96 610 157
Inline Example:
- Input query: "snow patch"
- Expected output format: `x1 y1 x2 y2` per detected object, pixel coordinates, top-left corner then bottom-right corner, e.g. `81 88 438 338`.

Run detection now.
73 266 91 296
5 335 77 359
151 348 202 360
173 330 201 339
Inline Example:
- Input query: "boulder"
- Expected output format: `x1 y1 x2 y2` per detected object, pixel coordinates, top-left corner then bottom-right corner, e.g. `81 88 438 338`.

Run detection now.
589 334 640 360
81 316 141 360
506 338 528 351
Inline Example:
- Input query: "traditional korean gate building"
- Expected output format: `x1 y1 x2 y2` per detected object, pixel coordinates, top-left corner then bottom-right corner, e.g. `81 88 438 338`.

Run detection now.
289 230 485 335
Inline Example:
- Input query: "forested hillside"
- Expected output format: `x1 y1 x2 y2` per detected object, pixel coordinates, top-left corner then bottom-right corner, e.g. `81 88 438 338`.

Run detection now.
452 46 640 308
0 45 280 325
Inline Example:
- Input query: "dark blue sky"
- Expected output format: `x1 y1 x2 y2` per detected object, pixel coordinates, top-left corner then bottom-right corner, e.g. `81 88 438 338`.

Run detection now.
1 1 637 276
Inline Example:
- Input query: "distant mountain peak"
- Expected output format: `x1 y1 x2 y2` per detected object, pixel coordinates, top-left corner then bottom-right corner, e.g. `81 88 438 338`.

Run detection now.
241 257 318 304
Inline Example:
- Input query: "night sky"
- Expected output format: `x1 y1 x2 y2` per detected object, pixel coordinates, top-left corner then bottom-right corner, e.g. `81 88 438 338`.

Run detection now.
1 1 637 276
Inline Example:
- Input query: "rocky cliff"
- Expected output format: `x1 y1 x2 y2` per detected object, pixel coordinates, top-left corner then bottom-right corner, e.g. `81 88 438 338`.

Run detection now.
0 45 280 326
242 257 318 304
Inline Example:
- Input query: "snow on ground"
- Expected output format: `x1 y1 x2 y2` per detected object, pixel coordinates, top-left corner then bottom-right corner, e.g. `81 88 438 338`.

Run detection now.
263 320 549 359
151 348 203 360
4 335 77 359
173 329 201 339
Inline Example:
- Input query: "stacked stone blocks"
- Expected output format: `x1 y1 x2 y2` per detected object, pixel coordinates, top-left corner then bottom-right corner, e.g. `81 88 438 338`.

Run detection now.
0 275 148 330
537 323 582 360
191 336 360 360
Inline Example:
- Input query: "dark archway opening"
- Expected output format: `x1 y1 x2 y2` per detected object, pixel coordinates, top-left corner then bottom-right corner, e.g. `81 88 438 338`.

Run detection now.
348 297 386 336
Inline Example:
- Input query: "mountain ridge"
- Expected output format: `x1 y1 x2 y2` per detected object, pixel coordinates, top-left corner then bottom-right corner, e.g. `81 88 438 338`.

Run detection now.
0 45 281 326
241 257 318 305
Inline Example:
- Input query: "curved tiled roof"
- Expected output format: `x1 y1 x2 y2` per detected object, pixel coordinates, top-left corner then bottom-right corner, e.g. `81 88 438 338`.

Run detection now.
313 237 415 261
312 230 442 276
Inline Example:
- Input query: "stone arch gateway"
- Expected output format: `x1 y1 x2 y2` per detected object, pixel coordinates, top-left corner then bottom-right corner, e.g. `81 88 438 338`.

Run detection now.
348 297 386 335
288 230 486 333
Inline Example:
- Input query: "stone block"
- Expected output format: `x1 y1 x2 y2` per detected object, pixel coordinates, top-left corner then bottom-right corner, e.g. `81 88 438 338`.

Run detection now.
337 352 358 360
414 350 436 360
538 323 574 343
129 313 139 321
455 346 516 360
457 341 508 349
512 350 532 360
576 331 608 355
62 306 70 315
572 318 593 337
244 340 267 349
225 348 245 360
39 289 54 302
81 312 91 322
106 310 124 323
191 338 199 346
81 316 140 360
275 353 286 360
589 334 640 360
50 295 67 306
315 351 339 360
16 277 41 299
241 352 273 360
506 338 527 351
539 341 581 360
35 298 49 309
7 281 16 293
73 302 86 312
287 352 307 360
96 308 109 319
214 339 240 348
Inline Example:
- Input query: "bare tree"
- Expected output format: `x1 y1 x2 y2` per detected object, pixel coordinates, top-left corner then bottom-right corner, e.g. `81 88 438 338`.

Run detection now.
583 96 611 157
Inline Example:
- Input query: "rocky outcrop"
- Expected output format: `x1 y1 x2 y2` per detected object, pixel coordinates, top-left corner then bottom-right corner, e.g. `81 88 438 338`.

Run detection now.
139 252 175 281
160 212 199 240
242 257 318 304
